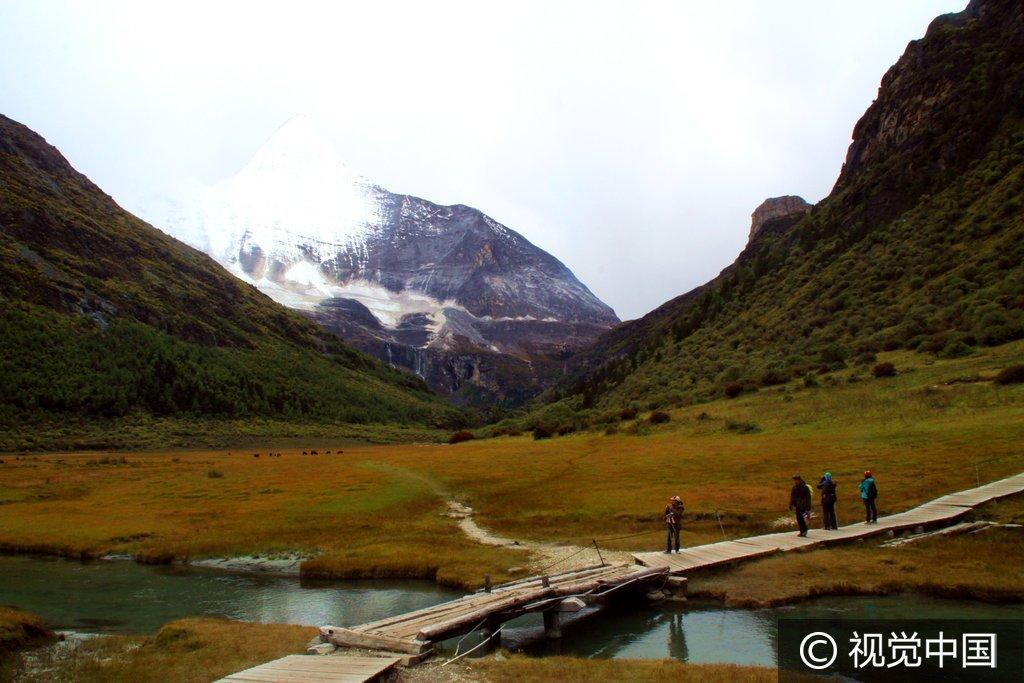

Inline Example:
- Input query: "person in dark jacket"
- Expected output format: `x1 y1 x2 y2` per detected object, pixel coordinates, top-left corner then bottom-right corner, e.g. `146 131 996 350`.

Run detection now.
789 475 812 537
817 472 838 530
860 470 878 523
664 496 683 553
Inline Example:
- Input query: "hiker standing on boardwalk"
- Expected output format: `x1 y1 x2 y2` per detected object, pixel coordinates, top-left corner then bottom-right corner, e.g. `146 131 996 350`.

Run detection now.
817 472 839 530
860 470 878 523
789 475 812 537
664 496 683 554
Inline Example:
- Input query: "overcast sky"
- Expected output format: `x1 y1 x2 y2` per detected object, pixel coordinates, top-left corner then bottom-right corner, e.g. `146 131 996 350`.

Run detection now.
0 0 964 320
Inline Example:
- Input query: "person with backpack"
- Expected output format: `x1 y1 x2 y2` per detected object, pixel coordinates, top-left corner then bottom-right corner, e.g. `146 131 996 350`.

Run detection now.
860 470 878 523
817 472 838 530
664 496 683 553
789 475 812 537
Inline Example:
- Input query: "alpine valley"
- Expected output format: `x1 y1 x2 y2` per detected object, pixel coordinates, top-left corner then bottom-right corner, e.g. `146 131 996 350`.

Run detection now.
138 117 618 405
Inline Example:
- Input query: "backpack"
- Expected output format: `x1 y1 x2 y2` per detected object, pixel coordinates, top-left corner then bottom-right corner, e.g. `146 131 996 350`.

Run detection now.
822 481 837 504
867 480 878 499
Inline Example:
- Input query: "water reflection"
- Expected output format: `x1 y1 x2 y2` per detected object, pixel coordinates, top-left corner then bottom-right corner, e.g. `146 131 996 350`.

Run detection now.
512 598 1023 667
0 554 459 634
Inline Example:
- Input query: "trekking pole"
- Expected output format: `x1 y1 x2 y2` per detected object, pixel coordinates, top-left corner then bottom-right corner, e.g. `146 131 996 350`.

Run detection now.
592 539 605 566
715 509 727 540
975 464 981 487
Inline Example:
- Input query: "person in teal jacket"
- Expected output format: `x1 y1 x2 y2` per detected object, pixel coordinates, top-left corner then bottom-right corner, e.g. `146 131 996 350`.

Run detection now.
859 470 878 523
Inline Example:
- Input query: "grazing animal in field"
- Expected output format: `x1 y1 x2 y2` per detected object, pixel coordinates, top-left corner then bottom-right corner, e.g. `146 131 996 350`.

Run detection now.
311 450 318 455
302 451 308 455
253 453 260 458
325 450 331 454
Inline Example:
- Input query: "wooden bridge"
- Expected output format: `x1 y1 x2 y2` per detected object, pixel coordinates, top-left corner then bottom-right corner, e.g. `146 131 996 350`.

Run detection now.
219 470 1024 682
632 471 1024 572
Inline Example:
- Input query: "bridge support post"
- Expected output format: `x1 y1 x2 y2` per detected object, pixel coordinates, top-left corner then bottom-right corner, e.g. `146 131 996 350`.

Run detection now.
480 618 502 652
542 609 562 639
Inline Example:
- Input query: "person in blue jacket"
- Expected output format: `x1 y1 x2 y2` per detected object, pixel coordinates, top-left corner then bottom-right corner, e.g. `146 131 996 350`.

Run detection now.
859 470 878 523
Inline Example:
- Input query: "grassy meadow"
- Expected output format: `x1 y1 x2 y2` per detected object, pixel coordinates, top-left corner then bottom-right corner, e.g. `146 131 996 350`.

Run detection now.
4 618 314 683
0 342 1022 590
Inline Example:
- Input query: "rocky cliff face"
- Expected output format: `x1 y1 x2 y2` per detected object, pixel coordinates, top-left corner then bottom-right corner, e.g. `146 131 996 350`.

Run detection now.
748 196 811 242
139 116 618 404
832 0 1023 228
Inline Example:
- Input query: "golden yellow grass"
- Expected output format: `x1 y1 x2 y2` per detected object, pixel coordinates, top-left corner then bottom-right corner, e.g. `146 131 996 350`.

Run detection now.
9 618 313 683
0 342 1022 588
462 656 776 683
0 607 53 652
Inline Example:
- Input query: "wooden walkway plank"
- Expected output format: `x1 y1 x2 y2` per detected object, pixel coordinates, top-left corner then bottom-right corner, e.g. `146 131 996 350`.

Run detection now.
218 655 400 683
635 471 1024 573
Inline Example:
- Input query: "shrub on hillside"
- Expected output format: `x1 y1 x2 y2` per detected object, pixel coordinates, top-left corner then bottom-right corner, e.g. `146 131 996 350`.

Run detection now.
532 425 553 440
872 362 897 378
725 420 759 433
818 343 850 368
448 430 475 444
939 340 974 359
994 365 1024 385
852 350 877 366
803 374 819 388
759 369 788 386
619 407 638 420
649 410 670 425
724 382 743 398
557 423 576 436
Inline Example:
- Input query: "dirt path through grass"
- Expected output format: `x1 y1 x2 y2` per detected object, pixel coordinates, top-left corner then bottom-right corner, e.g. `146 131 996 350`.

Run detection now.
363 460 630 571
445 499 632 571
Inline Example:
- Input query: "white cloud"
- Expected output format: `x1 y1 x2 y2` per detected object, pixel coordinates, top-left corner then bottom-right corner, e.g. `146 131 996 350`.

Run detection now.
0 0 964 319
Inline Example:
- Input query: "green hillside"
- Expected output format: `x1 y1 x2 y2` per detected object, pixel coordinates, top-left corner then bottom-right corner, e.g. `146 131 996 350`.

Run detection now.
0 114 463 450
540 0 1024 419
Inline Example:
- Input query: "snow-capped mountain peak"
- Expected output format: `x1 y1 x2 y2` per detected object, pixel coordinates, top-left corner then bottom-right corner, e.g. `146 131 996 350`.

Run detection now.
139 116 618 401
242 114 365 185
162 114 383 271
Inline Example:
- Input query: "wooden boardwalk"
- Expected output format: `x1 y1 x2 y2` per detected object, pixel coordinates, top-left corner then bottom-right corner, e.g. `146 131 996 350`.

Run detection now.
220 471 1024 681
634 471 1024 573
218 654 400 682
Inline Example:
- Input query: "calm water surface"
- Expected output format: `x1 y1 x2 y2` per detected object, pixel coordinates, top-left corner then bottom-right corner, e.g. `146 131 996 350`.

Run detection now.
2 554 1020 667
0 554 458 634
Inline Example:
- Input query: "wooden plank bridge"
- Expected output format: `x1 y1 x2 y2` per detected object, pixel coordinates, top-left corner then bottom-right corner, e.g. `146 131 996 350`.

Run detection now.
633 471 1024 572
219 470 1024 682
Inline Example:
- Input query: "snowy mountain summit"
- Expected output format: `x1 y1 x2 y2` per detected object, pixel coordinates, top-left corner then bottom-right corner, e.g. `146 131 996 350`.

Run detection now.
143 116 618 402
